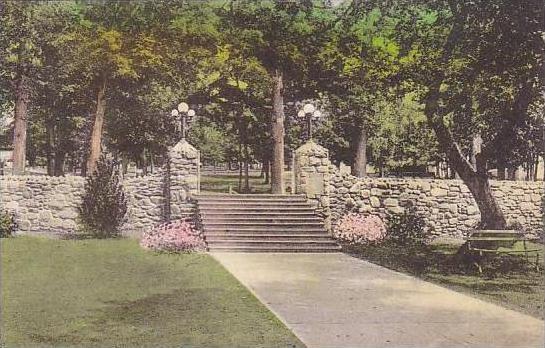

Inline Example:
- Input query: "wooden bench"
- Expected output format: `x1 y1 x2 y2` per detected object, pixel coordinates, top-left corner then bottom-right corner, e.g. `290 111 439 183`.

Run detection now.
466 230 541 274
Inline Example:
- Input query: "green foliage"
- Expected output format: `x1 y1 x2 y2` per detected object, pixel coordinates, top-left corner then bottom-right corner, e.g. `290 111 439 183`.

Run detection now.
396 0 544 170
79 154 127 238
0 0 542 185
188 120 230 164
0 209 17 238
0 1 43 84
368 92 439 173
386 205 427 245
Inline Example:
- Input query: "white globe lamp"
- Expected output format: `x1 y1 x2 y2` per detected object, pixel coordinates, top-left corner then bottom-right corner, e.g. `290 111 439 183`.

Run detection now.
303 103 315 114
178 102 189 113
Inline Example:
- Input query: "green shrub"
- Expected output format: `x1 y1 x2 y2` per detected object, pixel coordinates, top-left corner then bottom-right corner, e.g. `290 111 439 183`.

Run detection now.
0 209 17 237
386 205 427 245
79 155 127 238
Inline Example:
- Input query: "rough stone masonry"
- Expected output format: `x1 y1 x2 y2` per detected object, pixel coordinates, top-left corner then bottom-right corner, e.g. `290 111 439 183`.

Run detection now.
295 141 544 238
0 140 200 237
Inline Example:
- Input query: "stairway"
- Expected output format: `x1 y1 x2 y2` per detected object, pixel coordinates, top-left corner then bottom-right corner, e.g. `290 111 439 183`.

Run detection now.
195 194 341 252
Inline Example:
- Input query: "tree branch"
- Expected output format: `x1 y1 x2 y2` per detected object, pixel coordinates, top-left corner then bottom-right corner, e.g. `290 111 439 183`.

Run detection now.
424 3 479 180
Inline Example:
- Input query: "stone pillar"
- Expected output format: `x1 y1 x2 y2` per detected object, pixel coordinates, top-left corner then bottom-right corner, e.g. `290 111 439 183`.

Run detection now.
294 140 332 230
166 139 200 220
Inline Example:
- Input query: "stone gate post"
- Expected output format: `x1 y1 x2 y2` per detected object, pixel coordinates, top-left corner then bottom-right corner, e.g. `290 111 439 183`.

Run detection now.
294 140 332 231
165 139 200 221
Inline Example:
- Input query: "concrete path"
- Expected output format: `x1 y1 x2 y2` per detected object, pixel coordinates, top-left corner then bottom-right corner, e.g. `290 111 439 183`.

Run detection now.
212 252 544 348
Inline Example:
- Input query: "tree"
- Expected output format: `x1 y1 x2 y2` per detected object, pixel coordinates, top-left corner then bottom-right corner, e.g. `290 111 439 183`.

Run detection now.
187 120 229 165
0 1 43 174
368 93 439 175
387 0 544 228
63 1 162 175
316 5 404 177
113 1 222 171
31 1 87 176
224 0 331 193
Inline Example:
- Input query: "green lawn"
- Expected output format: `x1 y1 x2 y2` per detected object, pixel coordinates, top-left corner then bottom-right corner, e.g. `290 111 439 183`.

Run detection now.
344 241 544 319
1 237 304 347
200 171 295 194
200 174 272 194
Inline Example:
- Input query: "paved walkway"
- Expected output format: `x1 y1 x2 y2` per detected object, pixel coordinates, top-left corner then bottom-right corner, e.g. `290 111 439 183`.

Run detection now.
212 252 544 348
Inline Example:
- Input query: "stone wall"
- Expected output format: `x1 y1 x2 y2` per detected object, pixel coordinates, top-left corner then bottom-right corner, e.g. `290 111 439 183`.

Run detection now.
329 174 543 238
0 175 84 236
0 140 201 237
294 140 544 238
123 172 165 236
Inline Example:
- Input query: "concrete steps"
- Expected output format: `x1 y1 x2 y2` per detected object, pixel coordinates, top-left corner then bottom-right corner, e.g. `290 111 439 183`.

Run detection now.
196 194 340 253
205 234 333 240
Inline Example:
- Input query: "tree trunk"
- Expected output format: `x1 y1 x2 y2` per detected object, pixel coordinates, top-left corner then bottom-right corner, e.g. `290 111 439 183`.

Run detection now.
270 69 285 194
141 148 148 175
263 157 270 184
533 156 539 181
122 157 129 174
67 155 74 173
238 161 243 193
423 13 506 229
497 161 506 180
471 134 482 170
54 151 65 176
81 152 88 176
244 143 250 193
46 122 55 176
12 76 30 175
286 150 292 171
352 126 368 177
237 125 243 192
429 124 506 228
426 102 506 228
86 75 107 175
507 167 516 180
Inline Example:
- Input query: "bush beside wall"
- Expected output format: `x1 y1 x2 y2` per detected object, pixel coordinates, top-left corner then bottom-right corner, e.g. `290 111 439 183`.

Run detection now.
329 173 543 238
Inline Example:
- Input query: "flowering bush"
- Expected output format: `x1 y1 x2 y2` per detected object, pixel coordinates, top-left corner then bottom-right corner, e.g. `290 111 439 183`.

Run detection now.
140 220 206 253
334 213 387 245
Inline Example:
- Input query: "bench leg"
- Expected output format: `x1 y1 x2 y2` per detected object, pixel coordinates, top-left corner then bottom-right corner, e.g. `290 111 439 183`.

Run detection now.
473 261 483 275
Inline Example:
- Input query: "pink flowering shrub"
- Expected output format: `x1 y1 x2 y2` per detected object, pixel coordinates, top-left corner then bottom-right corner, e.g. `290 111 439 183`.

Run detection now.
140 220 206 252
334 213 387 245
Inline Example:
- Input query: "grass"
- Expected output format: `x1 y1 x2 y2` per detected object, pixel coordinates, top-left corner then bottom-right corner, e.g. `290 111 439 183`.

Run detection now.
200 174 272 194
1 237 304 347
200 170 298 194
201 172 298 194
344 240 544 319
